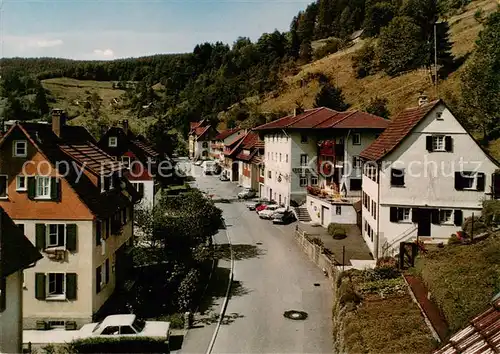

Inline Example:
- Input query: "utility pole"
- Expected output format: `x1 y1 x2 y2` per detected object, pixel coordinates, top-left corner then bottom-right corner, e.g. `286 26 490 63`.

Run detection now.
434 22 438 98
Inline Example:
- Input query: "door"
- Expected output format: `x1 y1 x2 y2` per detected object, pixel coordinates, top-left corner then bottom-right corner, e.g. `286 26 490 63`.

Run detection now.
279 194 282 206
269 188 273 201
232 162 239 182
417 209 431 237
321 206 328 226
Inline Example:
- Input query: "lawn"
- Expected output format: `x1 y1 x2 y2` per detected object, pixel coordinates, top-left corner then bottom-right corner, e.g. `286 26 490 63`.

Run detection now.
413 233 500 333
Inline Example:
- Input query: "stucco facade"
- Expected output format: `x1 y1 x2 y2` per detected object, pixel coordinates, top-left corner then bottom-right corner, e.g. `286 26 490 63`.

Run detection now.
361 101 499 258
1 271 23 353
306 195 357 226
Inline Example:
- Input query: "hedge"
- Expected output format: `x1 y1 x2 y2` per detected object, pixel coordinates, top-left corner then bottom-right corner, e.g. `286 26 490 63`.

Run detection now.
70 337 169 353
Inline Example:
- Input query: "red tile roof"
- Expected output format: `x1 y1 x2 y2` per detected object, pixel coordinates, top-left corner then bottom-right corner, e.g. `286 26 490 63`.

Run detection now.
253 107 389 131
359 100 441 161
216 128 242 141
435 296 500 354
227 131 262 160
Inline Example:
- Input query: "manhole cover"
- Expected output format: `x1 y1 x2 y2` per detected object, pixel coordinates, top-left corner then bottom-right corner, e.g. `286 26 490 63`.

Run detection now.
256 242 263 245
283 310 308 320
314 283 320 287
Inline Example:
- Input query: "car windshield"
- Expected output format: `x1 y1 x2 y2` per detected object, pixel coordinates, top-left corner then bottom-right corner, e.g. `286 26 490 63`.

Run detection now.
132 318 146 333
93 320 104 333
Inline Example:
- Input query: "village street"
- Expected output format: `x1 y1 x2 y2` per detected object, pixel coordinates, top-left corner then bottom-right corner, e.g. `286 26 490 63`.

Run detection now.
180 162 333 353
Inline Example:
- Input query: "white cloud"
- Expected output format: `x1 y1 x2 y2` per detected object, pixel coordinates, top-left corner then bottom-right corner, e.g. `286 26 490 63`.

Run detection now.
93 48 114 59
35 39 63 48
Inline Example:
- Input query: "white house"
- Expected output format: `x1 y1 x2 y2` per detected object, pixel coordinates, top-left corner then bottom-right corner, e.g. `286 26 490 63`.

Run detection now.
359 98 500 259
0 208 42 353
254 107 389 224
188 120 218 160
210 128 245 163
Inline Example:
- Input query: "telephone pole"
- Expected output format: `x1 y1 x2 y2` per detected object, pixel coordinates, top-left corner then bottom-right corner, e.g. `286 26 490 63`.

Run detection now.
434 22 438 98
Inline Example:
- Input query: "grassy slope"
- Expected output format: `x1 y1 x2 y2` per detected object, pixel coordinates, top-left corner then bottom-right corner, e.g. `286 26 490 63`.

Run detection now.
413 233 500 333
259 0 498 118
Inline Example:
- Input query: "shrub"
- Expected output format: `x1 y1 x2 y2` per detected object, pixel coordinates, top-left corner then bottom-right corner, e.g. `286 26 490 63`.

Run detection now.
482 200 500 227
314 38 344 60
338 279 361 307
71 337 168 353
448 233 462 245
177 268 201 311
462 215 487 237
328 223 347 239
352 42 377 78
165 313 185 329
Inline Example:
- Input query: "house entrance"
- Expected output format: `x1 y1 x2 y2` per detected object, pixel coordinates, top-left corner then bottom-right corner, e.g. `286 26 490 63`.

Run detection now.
417 209 431 237
321 206 329 226
232 162 239 182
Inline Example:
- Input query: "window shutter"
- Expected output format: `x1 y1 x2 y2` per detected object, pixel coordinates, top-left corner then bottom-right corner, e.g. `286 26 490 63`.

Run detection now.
35 224 46 250
389 207 398 222
397 208 403 221
27 177 36 199
96 221 102 246
0 176 6 197
454 172 463 190
66 224 77 252
431 209 440 224
426 136 433 152
493 173 500 199
104 177 110 191
50 178 60 201
105 259 110 284
445 136 453 152
139 183 144 196
66 273 77 300
412 208 420 223
0 277 6 312
476 173 485 191
454 210 463 226
35 273 46 300
96 268 101 294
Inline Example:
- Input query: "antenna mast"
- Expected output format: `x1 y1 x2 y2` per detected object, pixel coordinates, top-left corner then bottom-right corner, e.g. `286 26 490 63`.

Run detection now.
434 22 438 97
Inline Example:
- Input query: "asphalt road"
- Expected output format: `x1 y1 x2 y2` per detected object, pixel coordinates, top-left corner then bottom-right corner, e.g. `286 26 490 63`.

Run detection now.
186 163 333 354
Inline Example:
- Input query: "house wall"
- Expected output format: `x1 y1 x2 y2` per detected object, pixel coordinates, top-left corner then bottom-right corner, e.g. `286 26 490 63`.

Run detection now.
239 162 252 189
289 132 318 204
361 174 379 253
194 141 210 160
263 134 292 206
20 220 94 329
130 180 155 209
0 271 23 354
306 195 357 226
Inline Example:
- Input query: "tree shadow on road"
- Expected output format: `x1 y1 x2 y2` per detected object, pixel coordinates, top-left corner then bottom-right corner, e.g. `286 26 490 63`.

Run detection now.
197 312 245 326
215 244 266 261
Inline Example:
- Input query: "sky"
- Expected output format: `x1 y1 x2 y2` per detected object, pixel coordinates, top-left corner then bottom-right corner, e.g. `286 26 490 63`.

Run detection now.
0 0 311 60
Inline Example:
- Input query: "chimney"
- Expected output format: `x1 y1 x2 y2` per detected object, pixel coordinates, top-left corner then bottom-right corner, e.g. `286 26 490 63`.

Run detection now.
51 109 66 137
418 93 429 106
122 119 129 134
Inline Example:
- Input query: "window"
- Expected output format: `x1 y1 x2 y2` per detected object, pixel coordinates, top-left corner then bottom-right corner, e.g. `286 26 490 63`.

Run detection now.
462 172 476 189
108 137 117 147
101 326 119 335
432 135 445 151
299 177 308 187
286 154 288 163
120 326 137 335
352 133 361 145
336 206 341 215
36 176 51 199
400 208 410 221
390 207 411 222
279 153 282 162
17 223 24 234
350 179 361 191
0 175 7 199
440 209 453 223
301 134 308 143
390 168 405 187
455 171 485 191
47 224 65 247
352 156 362 168
260 167 264 177
311 176 318 186
16 175 27 191
436 111 443 120
47 273 65 298
300 154 308 166
202 142 208 148
268 171 271 179
121 156 131 167
48 321 65 328
96 264 107 293
13 140 27 157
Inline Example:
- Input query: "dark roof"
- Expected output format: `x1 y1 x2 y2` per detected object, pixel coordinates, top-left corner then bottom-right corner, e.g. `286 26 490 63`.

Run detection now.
359 100 441 161
253 107 389 131
231 131 262 161
0 123 141 219
215 128 242 141
0 207 42 277
60 144 123 175
434 296 500 354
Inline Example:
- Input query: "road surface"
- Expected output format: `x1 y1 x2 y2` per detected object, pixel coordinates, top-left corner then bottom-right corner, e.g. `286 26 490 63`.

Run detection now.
185 163 333 353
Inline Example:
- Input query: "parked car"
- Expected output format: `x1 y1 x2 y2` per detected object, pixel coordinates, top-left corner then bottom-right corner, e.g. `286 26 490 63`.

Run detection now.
255 202 276 212
272 210 297 224
245 198 270 210
219 172 230 181
202 160 218 175
258 204 281 219
238 188 257 199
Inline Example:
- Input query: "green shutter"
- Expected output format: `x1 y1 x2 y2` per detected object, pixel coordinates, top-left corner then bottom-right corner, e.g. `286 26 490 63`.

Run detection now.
66 224 77 252
0 277 6 311
35 273 46 300
96 267 101 294
27 177 36 199
35 224 46 250
50 178 60 201
66 273 77 300
105 259 110 284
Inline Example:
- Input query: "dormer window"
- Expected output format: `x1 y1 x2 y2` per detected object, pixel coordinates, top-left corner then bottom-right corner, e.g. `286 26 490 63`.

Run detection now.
100 176 114 193
13 140 27 157
352 133 361 145
121 156 131 168
108 137 117 147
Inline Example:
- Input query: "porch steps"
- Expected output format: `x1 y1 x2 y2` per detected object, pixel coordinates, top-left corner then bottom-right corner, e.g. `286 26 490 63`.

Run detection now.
295 206 312 222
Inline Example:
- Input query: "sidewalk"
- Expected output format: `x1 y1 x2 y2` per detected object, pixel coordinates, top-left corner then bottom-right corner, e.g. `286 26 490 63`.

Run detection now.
179 228 231 354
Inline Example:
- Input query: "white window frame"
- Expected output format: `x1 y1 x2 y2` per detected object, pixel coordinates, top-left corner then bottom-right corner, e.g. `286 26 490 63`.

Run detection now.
440 209 453 224
35 176 51 199
108 137 118 147
300 154 308 167
16 175 27 191
336 206 341 215
0 174 8 199
299 176 308 187
46 272 66 300
401 208 411 222
121 156 131 167
13 140 27 157
462 172 477 190
432 135 445 151
352 133 361 145
311 176 318 186
46 224 66 248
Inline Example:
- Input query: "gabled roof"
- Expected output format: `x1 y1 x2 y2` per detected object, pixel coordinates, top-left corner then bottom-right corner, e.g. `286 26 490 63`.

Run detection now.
253 107 388 131
215 128 242 141
359 99 442 161
434 295 500 354
60 144 123 176
0 123 141 218
230 131 262 161
0 207 42 277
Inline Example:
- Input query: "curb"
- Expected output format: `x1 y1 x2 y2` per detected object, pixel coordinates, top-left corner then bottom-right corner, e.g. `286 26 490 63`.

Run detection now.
194 236 218 314
205 220 234 354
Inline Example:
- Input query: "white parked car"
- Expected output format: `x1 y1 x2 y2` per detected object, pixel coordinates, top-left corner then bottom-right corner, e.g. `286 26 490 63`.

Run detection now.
258 204 280 219
238 188 256 199
79 314 171 341
269 207 287 219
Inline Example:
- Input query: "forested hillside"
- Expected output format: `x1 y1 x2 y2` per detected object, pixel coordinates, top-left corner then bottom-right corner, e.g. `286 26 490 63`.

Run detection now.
0 0 498 156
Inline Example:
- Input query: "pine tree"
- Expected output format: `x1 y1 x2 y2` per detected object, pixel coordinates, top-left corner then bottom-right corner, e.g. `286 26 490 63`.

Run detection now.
299 40 313 63
364 97 390 119
314 83 350 111
363 1 395 37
